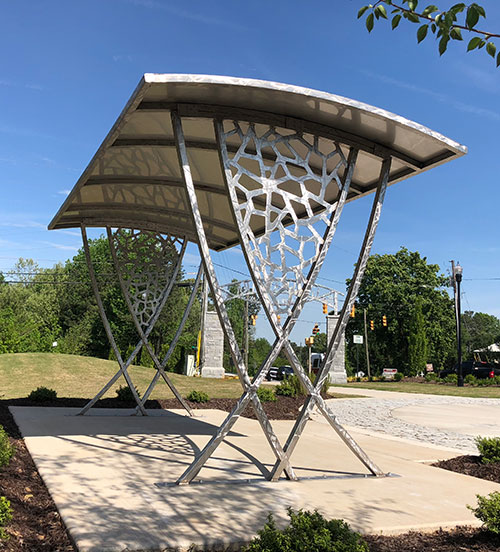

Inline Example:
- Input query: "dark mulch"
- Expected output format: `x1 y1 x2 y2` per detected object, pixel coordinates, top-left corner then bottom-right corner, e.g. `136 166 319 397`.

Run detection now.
365 526 500 551
0 402 76 551
4 393 322 421
434 454 500 484
2 397 500 551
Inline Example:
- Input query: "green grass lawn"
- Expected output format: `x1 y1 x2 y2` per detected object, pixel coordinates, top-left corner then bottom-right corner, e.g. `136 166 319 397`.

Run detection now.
0 352 353 401
0 352 246 400
333 381 500 398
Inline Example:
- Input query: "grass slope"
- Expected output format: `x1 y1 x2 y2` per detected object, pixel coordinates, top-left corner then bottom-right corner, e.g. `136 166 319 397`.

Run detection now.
0 353 245 400
334 381 500 398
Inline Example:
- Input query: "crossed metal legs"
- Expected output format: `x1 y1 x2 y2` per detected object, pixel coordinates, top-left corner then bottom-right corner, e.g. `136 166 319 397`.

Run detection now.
172 111 391 484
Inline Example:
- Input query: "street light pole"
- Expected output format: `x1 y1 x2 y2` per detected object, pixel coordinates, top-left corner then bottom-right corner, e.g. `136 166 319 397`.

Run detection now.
453 263 463 387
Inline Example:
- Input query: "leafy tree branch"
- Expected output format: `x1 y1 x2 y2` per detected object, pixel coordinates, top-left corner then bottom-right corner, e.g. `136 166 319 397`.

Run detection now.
358 1 500 66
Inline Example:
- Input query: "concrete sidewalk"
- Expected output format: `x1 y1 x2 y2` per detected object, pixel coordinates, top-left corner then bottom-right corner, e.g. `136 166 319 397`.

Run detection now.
11 406 500 552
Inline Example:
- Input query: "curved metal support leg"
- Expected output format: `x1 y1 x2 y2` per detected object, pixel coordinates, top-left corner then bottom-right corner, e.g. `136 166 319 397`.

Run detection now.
269 158 391 480
77 225 147 416
172 111 296 484
107 228 193 415
216 120 379 480
137 263 203 409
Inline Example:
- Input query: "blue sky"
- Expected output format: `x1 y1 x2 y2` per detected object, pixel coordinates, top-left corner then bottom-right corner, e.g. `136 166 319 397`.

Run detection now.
1 1 499 343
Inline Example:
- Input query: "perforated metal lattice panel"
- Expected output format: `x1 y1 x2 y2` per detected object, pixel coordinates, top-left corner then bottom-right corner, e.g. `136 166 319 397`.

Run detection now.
111 229 184 328
221 122 347 316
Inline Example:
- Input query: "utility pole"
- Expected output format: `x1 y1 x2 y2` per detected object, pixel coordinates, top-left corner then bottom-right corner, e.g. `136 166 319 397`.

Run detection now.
197 273 208 374
363 308 371 378
243 298 249 370
451 261 464 387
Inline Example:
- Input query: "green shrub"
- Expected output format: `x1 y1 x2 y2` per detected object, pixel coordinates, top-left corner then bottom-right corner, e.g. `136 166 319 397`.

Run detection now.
425 372 438 382
477 377 493 387
444 374 458 384
468 491 500 534
244 508 368 552
27 386 57 402
393 372 403 382
257 387 276 403
307 372 330 395
276 375 303 398
476 436 500 464
464 374 477 385
0 496 12 540
0 427 14 469
186 390 209 403
115 385 140 403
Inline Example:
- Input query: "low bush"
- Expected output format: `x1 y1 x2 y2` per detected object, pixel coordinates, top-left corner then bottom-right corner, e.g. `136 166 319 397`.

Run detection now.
0 426 14 469
276 375 303 398
115 385 141 403
464 374 477 385
476 436 500 464
444 374 458 384
393 372 403 382
257 387 276 403
468 491 500 534
244 508 368 552
307 372 330 395
0 496 12 540
186 390 209 403
27 386 57 402
477 377 494 387
425 372 438 382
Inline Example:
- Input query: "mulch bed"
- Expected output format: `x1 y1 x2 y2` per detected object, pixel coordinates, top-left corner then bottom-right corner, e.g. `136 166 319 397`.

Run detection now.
1 397 500 551
0 402 75 551
365 526 500 551
434 454 500 484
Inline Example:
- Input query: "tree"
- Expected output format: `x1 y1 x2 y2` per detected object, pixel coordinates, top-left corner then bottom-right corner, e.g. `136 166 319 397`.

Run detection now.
462 310 500 356
408 296 428 375
358 2 499 67
346 247 455 374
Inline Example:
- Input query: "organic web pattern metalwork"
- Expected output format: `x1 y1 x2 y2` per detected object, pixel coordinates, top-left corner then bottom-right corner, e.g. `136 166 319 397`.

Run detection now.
222 122 347 316
111 228 184 329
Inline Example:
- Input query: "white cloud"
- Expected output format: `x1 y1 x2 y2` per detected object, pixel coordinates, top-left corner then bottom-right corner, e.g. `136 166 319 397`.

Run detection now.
362 71 500 122
40 241 79 252
57 189 71 196
119 0 247 31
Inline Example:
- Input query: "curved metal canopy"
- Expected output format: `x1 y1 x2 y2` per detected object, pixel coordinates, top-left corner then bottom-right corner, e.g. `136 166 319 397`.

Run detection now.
49 73 466 250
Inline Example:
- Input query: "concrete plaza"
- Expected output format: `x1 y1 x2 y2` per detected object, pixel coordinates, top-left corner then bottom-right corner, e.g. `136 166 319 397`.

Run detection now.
10 401 500 552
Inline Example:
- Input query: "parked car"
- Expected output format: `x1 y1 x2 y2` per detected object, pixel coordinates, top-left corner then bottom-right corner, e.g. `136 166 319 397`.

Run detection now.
266 365 294 381
440 360 500 379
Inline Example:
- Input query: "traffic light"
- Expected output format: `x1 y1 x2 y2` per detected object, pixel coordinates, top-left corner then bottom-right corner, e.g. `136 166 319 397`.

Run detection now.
277 314 281 323
322 303 328 314
312 323 320 335
382 315 387 327
350 305 356 318
370 320 374 331
250 314 257 326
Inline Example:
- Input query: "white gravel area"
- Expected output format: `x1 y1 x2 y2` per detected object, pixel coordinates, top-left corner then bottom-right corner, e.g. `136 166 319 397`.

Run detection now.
319 395 500 453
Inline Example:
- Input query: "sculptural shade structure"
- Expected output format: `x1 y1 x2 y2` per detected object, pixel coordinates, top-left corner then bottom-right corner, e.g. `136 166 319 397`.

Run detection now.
50 74 466 483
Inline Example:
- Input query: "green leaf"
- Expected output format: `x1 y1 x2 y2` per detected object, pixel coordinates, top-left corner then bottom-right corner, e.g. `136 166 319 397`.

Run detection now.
366 12 375 32
357 6 370 19
449 3 466 14
422 5 439 16
467 36 482 51
408 0 418 10
417 24 428 43
473 3 486 18
439 34 449 55
450 27 463 40
486 42 496 58
392 14 402 29
377 4 388 19
466 5 480 29
496 51 500 67
407 12 420 23
478 39 486 49
431 23 436 33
